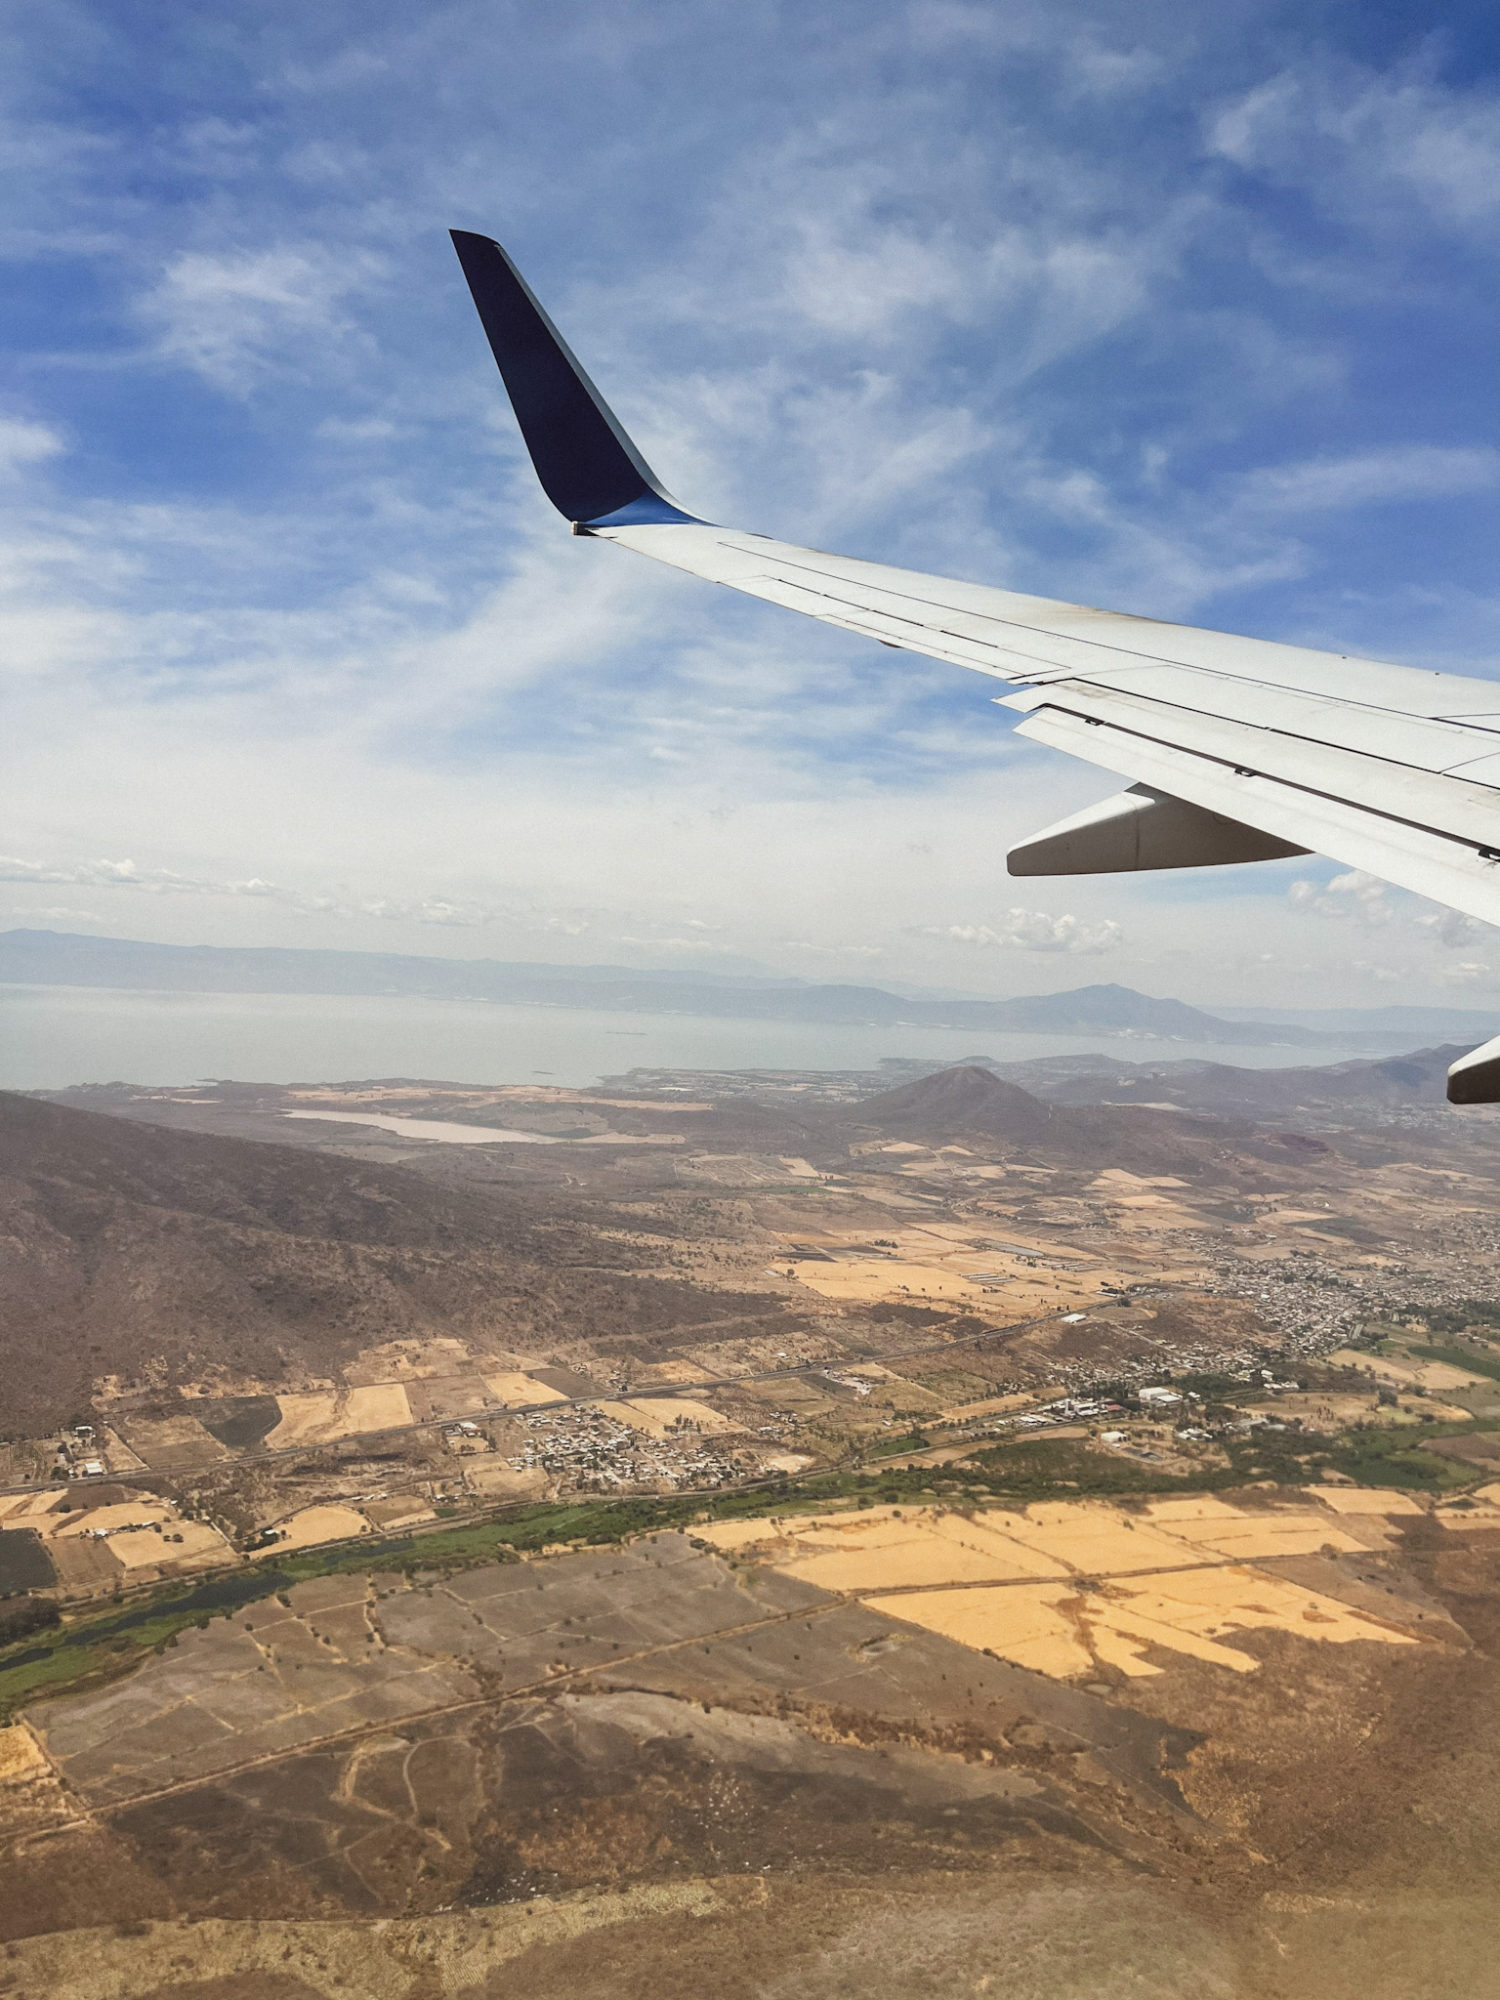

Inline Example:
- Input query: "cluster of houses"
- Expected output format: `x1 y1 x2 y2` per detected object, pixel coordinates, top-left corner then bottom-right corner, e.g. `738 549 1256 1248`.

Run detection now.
507 1407 746 1493
54 1424 106 1481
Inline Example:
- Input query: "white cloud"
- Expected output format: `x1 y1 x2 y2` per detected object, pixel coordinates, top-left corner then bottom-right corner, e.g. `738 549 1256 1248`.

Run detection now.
1237 446 1500 514
0 417 63 478
1064 40 1163 101
1209 62 1500 235
779 940 886 960
1289 869 1394 924
0 853 313 907
0 853 527 930
1419 906 1491 949
926 911 1124 954
1291 875 1498 985
140 245 384 390
6 905 102 923
613 933 736 955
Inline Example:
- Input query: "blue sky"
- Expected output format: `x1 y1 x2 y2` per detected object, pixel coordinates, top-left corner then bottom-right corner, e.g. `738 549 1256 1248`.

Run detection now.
4 0 1500 1005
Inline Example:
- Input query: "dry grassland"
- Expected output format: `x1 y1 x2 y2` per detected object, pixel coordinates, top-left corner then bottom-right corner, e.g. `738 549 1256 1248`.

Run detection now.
114 1412 227 1464
634 1359 716 1386
703 1492 1427 1681
594 1397 743 1439
1435 1484 1500 1529
253 1503 372 1555
0 1492 67 1525
780 1210 1190 1313
362 1497 435 1529
349 1336 475 1381
344 1382 415 1431
1326 1348 1491 1392
290 1083 712 1110
0 1887 726 2000
1307 1487 1424 1515
463 1461 549 1499
0 1719 74 1837
481 1371 567 1409
872 1581 1094 1676
97 1426 146 1472
0 1721 51 1791
1132 1505 1381 1560
1255 1391 1472 1428
262 1391 339 1447
762 1513 1066 1592
999 1502 1211 1572
1086 1171 1200 1232
866 1564 1418 1678
47 1500 229 1571
936 1391 1037 1420
264 1381 414 1448
6 1494 231 1583
787 1258 994 1304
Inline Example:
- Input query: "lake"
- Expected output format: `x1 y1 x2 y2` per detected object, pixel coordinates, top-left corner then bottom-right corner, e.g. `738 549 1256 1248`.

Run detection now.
0 983 1371 1090
283 1109 560 1144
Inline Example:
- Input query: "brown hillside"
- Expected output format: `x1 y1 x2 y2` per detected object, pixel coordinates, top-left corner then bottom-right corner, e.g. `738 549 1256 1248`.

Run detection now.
847 1065 1061 1145
0 1094 765 1437
843 1063 1286 1177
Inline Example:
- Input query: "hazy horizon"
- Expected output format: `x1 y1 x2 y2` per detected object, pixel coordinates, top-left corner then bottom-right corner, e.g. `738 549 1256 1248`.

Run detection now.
5 922 1500 1034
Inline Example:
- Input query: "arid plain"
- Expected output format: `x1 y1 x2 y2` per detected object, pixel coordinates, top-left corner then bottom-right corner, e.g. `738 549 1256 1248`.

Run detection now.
6 1057 1500 1996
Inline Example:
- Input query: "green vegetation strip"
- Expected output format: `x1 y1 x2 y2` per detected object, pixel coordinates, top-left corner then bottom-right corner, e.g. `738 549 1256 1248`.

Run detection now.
0 1494 816 1718
1 1413 1491 1722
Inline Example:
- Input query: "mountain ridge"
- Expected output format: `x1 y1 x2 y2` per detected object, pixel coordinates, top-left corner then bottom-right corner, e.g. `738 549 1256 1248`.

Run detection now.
0 929 1388 1048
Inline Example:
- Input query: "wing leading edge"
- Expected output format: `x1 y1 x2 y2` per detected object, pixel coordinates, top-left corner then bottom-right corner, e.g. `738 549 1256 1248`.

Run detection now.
450 228 1500 1104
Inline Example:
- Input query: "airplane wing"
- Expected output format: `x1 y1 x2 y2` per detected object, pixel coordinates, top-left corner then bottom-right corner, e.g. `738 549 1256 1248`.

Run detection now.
451 229 1500 1104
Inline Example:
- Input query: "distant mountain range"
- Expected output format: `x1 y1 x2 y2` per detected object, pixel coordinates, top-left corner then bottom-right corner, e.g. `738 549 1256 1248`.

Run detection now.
0 928 1487 1051
987 1044 1477 1121
1213 1003 1500 1036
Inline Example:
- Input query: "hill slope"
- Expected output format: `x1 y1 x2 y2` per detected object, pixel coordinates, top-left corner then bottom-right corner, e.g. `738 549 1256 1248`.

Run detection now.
1014 1045 1470 1121
845 1066 1062 1145
0 1094 754 1436
838 1064 1328 1179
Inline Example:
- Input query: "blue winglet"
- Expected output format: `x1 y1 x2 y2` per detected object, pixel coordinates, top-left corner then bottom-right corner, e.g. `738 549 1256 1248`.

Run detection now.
450 230 699 529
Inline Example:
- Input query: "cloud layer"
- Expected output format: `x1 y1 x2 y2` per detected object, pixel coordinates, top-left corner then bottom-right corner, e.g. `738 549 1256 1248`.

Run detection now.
1 3 1499 1008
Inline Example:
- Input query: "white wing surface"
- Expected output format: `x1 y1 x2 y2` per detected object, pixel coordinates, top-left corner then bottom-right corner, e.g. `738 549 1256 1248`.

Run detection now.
451 230 1500 1102
594 519 1500 929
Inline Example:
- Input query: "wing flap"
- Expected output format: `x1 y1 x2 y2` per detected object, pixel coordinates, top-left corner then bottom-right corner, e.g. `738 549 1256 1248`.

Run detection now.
1015 704 1500 926
1004 681 1500 844
1037 663 1487 772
